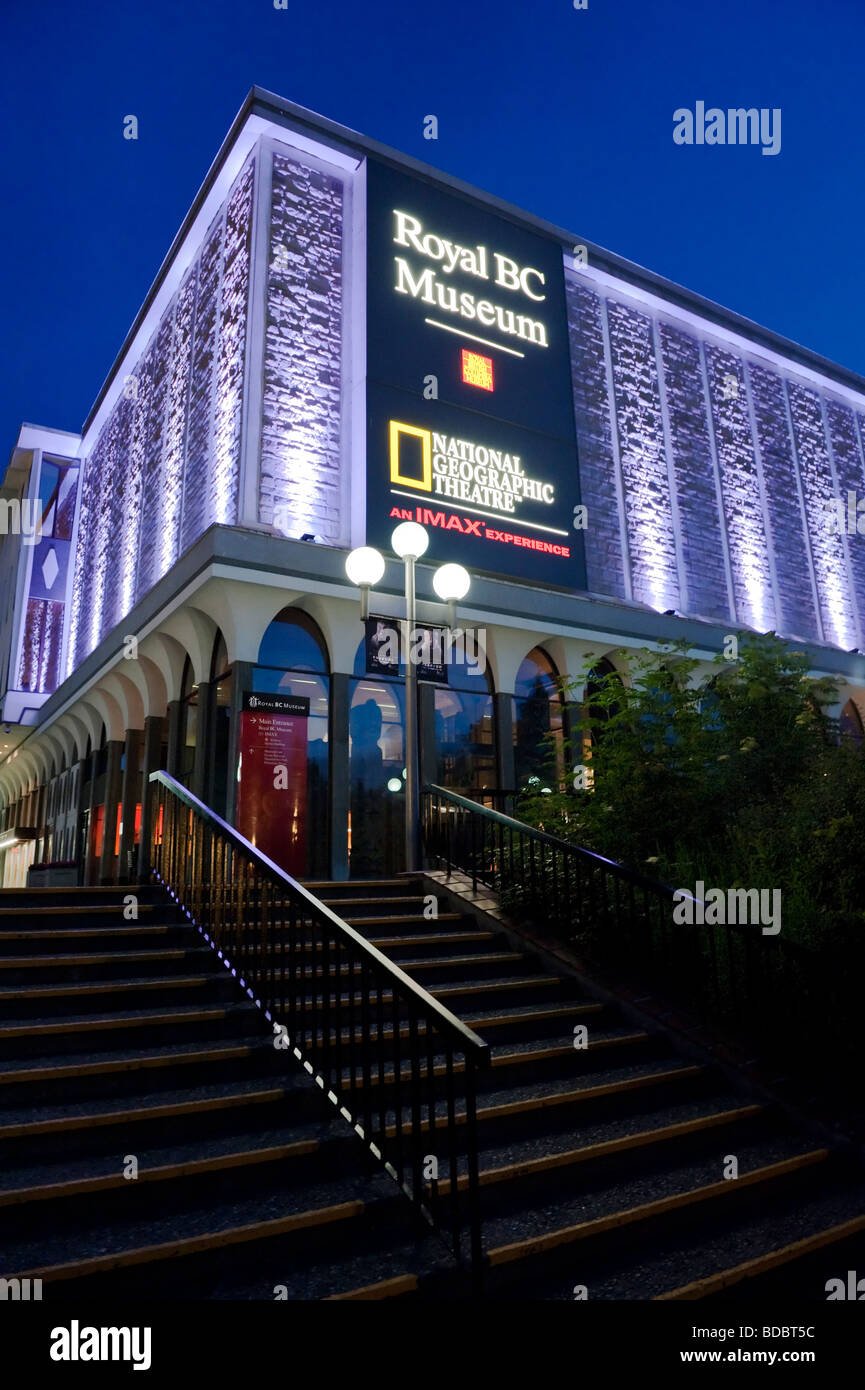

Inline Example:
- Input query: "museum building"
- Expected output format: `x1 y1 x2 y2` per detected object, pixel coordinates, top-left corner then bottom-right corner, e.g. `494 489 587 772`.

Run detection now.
2 86 865 886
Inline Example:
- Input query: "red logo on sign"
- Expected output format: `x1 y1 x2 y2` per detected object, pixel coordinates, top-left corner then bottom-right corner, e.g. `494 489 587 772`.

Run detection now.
461 348 494 391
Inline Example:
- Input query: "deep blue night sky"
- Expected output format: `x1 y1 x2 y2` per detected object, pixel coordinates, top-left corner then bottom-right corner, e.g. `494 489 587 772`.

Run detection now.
1 0 863 451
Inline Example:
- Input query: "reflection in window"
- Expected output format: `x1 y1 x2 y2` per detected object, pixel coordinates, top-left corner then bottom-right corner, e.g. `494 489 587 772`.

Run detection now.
434 643 494 794
513 647 562 788
348 679 405 877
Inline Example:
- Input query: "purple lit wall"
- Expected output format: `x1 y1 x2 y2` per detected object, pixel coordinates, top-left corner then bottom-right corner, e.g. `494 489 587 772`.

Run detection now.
260 152 345 545
67 154 255 673
568 269 865 650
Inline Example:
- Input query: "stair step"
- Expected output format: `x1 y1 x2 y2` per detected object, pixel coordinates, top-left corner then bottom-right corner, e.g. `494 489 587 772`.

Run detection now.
342 913 465 929
468 1104 763 1193
0 904 158 920
656 1208 865 1301
0 925 176 944
0 1004 235 1040
10 1197 369 1283
485 1148 829 1272
0 975 224 1015
367 931 496 950
0 1135 326 1207
0 1040 261 1088
0 1082 291 1141
0 948 191 969
3 1170 415 1288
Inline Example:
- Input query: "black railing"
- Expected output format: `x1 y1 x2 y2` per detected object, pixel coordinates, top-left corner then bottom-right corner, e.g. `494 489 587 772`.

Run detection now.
421 784 846 1065
472 789 518 817
149 772 490 1285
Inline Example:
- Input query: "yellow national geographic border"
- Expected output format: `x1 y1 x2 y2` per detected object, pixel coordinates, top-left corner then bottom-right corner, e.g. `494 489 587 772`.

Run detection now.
389 420 432 492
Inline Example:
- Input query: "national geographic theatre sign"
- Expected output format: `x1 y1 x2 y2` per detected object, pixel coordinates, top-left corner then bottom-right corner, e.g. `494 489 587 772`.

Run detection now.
366 160 585 589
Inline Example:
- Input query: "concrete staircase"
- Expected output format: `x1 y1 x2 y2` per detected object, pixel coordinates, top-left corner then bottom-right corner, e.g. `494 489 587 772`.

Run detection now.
1 879 863 1300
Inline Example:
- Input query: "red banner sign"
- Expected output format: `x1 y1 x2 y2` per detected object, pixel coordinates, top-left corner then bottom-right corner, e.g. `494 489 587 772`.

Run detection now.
236 695 308 877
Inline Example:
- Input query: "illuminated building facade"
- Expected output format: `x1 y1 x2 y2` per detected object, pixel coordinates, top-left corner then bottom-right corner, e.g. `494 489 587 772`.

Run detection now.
2 87 865 885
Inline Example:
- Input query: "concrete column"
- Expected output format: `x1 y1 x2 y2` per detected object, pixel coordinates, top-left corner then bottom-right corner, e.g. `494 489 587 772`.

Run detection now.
71 758 87 876
329 673 350 880
118 729 142 883
192 680 212 803
99 740 124 884
494 691 516 791
225 661 253 825
34 783 48 862
562 700 582 778
137 715 164 883
165 700 182 779
83 749 100 886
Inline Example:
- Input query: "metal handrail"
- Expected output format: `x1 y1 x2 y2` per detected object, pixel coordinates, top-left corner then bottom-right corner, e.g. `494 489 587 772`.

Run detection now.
420 783 824 1061
426 783 680 898
148 771 490 1286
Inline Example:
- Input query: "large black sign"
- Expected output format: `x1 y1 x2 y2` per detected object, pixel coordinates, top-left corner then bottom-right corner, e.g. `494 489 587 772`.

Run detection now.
366 159 584 589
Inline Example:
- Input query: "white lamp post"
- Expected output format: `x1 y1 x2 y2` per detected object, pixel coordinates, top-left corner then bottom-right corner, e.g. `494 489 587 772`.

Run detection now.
344 546 385 621
432 562 471 632
345 529 471 875
390 523 429 873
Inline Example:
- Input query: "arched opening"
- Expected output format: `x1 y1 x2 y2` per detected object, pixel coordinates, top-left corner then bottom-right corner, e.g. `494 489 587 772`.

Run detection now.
178 657 198 789
241 608 330 878
429 636 495 797
513 647 563 790
580 657 623 783
85 724 108 882
840 698 864 746
349 635 406 877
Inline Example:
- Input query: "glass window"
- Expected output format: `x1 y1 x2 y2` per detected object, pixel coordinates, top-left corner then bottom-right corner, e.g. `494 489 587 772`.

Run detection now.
513 648 562 788
258 608 328 672
433 643 495 795
349 674 405 878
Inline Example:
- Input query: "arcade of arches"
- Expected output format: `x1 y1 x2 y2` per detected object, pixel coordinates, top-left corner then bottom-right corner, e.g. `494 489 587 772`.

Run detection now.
1 604 863 886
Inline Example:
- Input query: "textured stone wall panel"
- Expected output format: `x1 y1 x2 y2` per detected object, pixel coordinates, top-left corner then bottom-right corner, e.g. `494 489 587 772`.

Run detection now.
135 316 173 597
212 160 253 529
565 278 626 598
788 382 858 649
704 344 775 632
826 398 865 643
158 269 196 586
607 299 679 611
659 320 729 620
67 154 254 675
181 221 222 554
747 363 817 641
17 599 63 694
261 153 344 542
